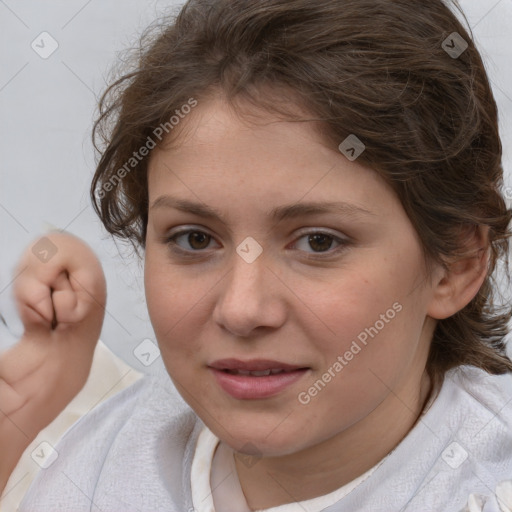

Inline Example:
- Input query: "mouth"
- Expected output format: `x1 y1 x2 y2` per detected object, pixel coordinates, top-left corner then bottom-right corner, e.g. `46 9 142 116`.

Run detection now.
208 359 310 399
209 358 309 374
221 368 301 376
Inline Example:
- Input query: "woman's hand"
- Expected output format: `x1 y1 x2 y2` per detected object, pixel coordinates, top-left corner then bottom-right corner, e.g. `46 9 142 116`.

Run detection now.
0 232 106 494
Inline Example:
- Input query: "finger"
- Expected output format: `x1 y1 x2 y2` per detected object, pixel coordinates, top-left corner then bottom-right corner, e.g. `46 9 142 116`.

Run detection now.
51 271 84 325
14 281 54 329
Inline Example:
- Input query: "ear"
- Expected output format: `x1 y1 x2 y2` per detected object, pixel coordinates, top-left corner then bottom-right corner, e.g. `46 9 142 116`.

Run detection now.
427 225 490 320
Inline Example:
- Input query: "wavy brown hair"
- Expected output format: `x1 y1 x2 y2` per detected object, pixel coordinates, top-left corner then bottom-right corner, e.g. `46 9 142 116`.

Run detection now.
90 0 512 389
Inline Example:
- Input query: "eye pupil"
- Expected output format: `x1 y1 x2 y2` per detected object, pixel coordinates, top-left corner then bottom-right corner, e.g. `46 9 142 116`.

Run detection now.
309 234 332 252
189 231 210 250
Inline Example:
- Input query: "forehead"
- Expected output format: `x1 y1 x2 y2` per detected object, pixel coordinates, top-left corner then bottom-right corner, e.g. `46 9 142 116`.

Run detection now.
153 94 330 159
146 95 400 221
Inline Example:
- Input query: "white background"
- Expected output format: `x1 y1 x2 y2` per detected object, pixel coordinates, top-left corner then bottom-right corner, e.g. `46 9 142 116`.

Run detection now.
1 0 511 373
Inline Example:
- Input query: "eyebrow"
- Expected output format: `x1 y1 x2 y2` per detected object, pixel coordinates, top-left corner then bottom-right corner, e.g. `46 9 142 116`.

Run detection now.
150 195 376 223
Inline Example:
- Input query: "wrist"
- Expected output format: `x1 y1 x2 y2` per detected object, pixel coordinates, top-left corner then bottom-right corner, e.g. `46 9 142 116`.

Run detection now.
0 419 35 496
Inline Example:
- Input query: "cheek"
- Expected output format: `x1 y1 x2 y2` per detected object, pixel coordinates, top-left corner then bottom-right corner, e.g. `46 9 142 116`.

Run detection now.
144 253 212 359
145 254 185 337
295 268 395 341
302 258 426 370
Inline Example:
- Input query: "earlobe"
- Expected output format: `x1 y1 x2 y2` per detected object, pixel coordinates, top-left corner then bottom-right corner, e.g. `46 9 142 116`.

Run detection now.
427 225 490 320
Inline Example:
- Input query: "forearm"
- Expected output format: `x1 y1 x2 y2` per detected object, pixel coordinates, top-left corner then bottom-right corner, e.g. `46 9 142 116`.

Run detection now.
0 378 40 496
0 416 34 496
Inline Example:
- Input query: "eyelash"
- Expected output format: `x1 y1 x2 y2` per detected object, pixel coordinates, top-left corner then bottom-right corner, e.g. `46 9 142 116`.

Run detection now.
163 228 350 259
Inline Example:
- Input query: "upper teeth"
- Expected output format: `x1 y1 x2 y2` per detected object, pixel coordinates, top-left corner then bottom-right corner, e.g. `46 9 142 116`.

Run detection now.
229 369 285 376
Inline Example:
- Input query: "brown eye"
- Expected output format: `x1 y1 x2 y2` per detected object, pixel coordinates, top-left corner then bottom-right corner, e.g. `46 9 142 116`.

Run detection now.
308 233 334 252
187 231 211 250
166 229 217 253
293 231 346 255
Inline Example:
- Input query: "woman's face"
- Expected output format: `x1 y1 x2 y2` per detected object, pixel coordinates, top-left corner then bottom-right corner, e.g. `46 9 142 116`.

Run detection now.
144 96 438 456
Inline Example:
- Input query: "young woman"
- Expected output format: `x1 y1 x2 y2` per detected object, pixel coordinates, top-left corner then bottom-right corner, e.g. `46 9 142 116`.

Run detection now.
18 1 512 510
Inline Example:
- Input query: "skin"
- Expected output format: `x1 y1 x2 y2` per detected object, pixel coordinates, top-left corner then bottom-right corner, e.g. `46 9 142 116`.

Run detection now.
0 232 106 496
144 96 487 509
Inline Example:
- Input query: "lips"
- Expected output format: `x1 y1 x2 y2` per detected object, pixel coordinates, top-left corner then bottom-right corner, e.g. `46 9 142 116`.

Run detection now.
209 358 307 373
208 359 310 399
224 368 291 376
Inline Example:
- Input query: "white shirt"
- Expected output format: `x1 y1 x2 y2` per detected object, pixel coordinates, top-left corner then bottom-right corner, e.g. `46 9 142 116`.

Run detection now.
18 364 512 512
191 426 389 512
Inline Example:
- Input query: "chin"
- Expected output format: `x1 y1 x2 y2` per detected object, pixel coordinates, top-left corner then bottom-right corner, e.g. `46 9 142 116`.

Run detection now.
209 418 310 457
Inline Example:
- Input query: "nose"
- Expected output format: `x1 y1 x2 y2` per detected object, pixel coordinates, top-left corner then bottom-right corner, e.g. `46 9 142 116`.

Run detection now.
212 249 287 338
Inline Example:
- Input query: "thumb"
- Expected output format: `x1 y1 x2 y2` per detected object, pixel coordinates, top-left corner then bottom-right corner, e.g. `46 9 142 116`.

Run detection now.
51 270 83 325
